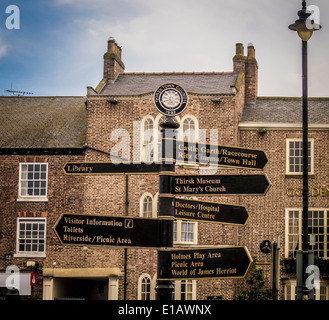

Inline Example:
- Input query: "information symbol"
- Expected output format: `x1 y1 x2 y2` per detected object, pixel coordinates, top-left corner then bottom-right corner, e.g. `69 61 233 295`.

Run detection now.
124 219 133 229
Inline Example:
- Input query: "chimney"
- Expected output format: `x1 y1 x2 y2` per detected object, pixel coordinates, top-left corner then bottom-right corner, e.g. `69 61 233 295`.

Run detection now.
103 37 125 80
233 43 245 74
233 43 258 102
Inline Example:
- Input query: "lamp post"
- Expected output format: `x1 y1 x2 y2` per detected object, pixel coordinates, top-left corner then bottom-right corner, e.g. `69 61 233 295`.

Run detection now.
289 0 321 300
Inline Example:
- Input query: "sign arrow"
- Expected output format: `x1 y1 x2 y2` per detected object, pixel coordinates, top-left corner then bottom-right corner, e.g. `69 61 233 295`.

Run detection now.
174 198 248 225
176 141 268 170
172 174 271 195
63 162 162 175
158 247 253 280
53 213 173 248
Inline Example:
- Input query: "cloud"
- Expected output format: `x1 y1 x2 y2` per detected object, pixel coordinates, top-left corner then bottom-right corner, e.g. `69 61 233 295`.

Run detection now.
69 1 276 71
51 0 328 94
0 35 8 58
3 0 328 96
55 0 114 7
0 44 7 58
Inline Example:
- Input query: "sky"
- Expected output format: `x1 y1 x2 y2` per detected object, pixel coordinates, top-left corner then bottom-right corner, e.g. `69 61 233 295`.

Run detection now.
0 0 328 97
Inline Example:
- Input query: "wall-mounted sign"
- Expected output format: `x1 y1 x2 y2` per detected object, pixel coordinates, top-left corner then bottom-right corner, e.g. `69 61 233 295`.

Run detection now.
158 247 253 280
54 213 173 248
153 83 188 116
260 240 271 254
286 186 329 197
30 271 37 287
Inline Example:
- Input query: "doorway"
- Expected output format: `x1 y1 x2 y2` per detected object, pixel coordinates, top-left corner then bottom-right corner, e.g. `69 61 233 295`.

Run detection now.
54 277 108 300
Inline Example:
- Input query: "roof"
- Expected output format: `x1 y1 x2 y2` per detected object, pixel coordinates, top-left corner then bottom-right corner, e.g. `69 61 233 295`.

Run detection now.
95 73 238 96
240 97 329 125
0 96 87 149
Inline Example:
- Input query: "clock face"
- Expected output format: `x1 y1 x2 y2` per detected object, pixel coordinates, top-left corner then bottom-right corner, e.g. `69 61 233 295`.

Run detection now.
161 90 181 109
153 83 188 116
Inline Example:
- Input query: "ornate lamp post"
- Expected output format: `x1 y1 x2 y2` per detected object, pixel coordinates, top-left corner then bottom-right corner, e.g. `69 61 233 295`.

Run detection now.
288 0 321 300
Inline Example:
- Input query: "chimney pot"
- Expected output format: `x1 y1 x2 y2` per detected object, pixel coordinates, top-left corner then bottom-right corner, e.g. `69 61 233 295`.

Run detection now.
236 43 244 56
247 43 255 58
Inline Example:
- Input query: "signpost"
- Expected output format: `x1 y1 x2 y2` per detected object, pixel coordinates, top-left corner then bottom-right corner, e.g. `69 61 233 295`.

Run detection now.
158 247 253 280
63 162 161 175
57 83 270 300
176 141 268 170
174 198 248 225
173 174 271 195
54 213 173 248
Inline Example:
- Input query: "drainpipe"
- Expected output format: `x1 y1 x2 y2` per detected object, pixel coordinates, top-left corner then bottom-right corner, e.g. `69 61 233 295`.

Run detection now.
123 175 129 299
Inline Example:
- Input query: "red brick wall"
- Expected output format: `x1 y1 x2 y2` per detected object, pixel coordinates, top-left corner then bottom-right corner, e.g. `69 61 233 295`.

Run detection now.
0 154 85 299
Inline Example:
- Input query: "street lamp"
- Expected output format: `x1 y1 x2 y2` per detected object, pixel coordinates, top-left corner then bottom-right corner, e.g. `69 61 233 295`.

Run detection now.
289 0 321 300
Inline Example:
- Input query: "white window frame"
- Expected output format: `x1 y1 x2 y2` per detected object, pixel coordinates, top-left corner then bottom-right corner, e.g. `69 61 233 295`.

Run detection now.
154 114 165 163
141 116 155 163
18 162 48 202
14 217 47 258
176 115 199 167
153 192 159 217
180 115 199 143
174 220 198 245
140 275 196 300
284 280 297 300
174 280 197 300
138 273 152 300
285 208 329 258
139 192 158 218
286 138 314 175
176 115 199 143
138 273 156 300
284 280 329 300
140 192 154 218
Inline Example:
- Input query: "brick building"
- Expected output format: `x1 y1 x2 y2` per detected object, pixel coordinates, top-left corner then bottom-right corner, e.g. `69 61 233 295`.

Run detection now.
0 38 328 300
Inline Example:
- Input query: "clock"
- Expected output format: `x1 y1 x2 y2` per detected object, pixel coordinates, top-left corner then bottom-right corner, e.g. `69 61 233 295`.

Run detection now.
153 83 188 116
260 240 271 254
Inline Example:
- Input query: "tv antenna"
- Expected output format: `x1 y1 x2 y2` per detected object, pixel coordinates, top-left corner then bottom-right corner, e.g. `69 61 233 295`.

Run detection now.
5 83 34 96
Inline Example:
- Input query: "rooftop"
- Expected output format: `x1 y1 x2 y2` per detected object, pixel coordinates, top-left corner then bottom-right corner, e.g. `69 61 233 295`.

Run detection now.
240 97 329 125
92 72 239 96
0 96 87 149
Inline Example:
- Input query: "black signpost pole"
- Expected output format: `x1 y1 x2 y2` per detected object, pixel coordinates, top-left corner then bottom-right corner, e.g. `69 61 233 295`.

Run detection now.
156 116 179 300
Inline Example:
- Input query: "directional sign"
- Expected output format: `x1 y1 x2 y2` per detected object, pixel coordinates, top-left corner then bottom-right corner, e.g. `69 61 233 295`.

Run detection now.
174 198 248 225
63 162 161 175
172 174 271 195
54 213 173 248
176 141 268 170
158 247 253 280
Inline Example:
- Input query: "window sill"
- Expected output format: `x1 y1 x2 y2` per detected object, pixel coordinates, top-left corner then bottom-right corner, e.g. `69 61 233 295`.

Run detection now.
14 252 46 258
285 174 315 179
174 242 198 246
17 197 48 202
